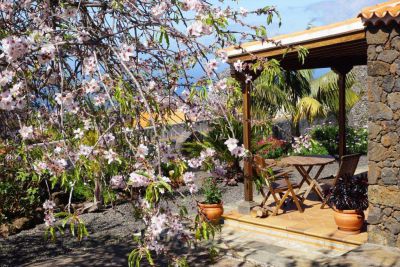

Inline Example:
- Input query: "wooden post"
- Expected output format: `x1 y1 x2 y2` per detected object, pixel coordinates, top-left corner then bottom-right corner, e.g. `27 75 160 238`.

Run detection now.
230 66 257 214
242 81 253 202
333 65 352 161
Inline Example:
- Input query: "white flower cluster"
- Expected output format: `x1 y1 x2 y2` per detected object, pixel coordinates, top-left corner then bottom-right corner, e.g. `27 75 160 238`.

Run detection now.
183 172 198 194
292 135 311 154
129 172 151 188
0 81 27 111
224 138 246 157
43 200 56 227
187 20 212 36
1 36 30 63
187 147 215 168
19 125 34 140
181 0 203 12
110 175 126 190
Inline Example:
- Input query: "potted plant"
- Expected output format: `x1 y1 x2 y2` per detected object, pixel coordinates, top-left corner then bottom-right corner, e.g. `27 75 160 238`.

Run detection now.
328 175 368 234
198 177 223 223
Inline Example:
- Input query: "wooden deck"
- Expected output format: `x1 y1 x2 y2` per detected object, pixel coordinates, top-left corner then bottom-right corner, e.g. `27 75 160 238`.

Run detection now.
223 199 368 254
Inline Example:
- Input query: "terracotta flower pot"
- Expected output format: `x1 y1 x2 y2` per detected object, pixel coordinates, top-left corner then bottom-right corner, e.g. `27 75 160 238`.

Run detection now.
198 202 224 223
333 209 364 234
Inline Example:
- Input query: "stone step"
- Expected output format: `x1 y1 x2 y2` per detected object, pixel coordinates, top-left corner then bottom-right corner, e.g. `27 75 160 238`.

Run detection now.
222 215 362 255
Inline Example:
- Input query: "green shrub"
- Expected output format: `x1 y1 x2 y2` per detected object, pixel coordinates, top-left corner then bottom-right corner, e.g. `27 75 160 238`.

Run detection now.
310 125 367 155
0 146 46 224
72 180 94 202
254 136 289 159
182 117 271 173
201 177 222 204
161 160 188 186
291 135 329 156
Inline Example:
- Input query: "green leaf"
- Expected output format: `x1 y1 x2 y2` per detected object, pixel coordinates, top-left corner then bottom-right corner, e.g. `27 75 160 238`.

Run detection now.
195 228 201 240
297 46 309 65
70 222 75 237
159 180 172 192
202 222 209 240
145 249 154 266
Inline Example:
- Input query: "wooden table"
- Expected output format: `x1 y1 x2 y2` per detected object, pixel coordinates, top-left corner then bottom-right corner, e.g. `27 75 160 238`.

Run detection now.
280 155 336 201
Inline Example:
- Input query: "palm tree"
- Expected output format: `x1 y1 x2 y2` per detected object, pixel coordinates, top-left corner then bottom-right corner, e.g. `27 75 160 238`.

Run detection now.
252 69 312 136
295 70 359 125
252 69 359 137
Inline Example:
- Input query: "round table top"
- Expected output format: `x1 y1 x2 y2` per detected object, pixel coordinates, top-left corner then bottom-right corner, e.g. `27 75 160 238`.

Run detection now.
280 155 336 166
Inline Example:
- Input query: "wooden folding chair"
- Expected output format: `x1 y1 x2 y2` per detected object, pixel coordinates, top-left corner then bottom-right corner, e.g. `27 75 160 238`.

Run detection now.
253 155 304 216
320 154 361 209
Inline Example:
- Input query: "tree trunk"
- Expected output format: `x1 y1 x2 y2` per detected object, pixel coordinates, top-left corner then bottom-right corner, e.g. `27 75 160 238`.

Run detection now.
94 178 103 206
291 119 301 137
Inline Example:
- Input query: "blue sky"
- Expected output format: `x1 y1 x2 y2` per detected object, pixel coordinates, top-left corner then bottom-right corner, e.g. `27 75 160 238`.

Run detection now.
220 0 382 77
181 0 382 90
230 0 381 36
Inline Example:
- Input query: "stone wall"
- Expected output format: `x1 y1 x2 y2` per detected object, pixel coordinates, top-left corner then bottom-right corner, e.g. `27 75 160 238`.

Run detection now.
143 119 211 145
366 23 400 248
348 65 368 128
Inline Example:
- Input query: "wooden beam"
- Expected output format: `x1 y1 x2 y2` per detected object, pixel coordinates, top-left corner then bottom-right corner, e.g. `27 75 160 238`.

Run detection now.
227 31 366 63
333 65 353 160
280 56 366 71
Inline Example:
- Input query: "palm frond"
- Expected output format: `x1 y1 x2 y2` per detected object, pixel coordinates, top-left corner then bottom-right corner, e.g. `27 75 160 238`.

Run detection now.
253 69 314 120
310 70 359 117
294 96 326 124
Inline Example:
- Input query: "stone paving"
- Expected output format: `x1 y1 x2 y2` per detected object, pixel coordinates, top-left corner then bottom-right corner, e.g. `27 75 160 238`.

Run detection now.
218 222 400 267
22 229 400 267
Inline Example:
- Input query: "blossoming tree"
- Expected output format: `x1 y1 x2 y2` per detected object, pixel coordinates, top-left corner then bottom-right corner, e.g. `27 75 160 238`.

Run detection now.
0 0 281 265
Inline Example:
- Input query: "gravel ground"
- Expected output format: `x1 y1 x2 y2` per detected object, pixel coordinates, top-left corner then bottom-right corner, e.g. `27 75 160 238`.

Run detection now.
0 156 367 266
0 203 140 266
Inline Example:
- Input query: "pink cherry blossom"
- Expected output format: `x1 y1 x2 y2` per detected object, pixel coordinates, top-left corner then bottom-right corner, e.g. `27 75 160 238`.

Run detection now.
188 157 203 168
43 199 56 210
0 70 14 86
119 44 136 62
83 79 100 94
129 172 151 187
189 183 198 194
136 144 149 159
44 213 55 227
224 138 239 151
19 125 34 140
110 175 126 189
1 36 30 63
151 2 169 18
187 20 212 36
38 44 56 64
149 213 167 236
206 59 218 75
183 172 195 184
182 0 203 12
104 149 119 164
239 7 248 17
231 145 246 157
234 59 243 72
78 145 93 157
73 128 84 139
83 56 97 75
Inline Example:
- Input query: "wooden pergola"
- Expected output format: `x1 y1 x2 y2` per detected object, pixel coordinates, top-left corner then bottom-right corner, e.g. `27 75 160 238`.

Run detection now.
223 17 368 208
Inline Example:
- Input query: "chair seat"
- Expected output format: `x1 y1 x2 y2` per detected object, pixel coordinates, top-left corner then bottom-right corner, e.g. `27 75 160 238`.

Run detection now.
270 179 300 190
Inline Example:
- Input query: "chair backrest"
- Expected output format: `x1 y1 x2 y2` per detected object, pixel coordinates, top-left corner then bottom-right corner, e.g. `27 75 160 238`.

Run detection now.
253 155 275 178
335 154 361 183
253 155 266 176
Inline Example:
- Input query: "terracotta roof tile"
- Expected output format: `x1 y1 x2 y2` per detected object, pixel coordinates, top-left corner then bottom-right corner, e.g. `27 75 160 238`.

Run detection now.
359 0 400 25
